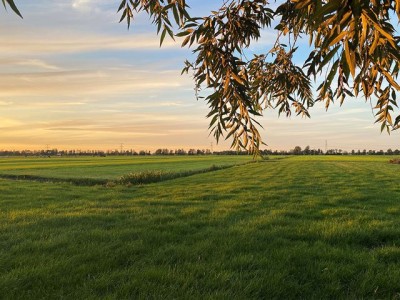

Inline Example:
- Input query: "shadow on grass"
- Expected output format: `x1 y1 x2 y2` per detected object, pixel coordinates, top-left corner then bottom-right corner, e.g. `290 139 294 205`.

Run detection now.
2 190 400 299
0 174 107 186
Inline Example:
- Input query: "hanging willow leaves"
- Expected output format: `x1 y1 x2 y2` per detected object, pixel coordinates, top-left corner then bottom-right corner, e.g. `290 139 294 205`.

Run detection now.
2 0 22 18
5 1 400 153
117 0 400 153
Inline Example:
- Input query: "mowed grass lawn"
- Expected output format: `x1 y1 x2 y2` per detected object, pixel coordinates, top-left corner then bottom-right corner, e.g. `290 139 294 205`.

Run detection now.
1 156 400 298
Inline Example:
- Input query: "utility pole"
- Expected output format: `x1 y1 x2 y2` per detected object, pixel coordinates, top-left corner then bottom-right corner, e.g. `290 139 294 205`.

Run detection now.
325 140 328 153
120 143 124 154
210 142 214 154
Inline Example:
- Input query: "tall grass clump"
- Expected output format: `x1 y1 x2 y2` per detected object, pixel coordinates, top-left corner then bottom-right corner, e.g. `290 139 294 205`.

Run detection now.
118 170 175 185
117 164 231 185
389 158 400 164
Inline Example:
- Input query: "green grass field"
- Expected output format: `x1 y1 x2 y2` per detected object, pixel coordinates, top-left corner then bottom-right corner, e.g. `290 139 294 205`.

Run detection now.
1 155 400 298
0 155 251 181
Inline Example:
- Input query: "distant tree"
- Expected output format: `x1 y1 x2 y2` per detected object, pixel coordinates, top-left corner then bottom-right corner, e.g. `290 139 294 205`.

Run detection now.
196 149 205 155
6 0 400 153
326 149 337 155
175 149 187 155
293 146 302 155
304 145 311 155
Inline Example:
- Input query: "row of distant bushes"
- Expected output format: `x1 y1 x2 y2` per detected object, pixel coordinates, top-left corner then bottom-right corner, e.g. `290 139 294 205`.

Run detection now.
3 148 400 157
0 149 252 157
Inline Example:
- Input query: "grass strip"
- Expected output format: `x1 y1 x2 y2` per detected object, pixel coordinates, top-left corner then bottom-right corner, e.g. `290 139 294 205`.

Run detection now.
116 163 240 185
0 174 107 186
0 161 256 186
115 161 261 185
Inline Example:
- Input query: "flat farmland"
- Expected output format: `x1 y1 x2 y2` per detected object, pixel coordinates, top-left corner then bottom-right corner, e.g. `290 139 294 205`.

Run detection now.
0 155 251 180
1 155 400 299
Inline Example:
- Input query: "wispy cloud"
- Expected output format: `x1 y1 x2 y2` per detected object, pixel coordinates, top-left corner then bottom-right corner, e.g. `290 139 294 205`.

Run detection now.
0 115 212 150
15 59 61 71
71 0 113 12
0 69 192 98
71 0 92 9
0 32 180 56
0 117 23 128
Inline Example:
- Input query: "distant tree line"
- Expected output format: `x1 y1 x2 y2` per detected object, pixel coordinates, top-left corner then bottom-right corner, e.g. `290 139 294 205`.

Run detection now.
0 148 212 157
261 146 400 156
1 146 400 157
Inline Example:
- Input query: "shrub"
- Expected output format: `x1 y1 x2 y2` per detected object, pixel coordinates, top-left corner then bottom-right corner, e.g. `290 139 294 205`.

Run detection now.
389 158 400 164
117 165 230 185
118 170 175 185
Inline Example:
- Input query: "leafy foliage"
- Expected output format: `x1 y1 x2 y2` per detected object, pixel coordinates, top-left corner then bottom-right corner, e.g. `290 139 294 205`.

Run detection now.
117 0 190 45
2 0 21 18
292 0 400 134
5 1 400 153
119 0 400 154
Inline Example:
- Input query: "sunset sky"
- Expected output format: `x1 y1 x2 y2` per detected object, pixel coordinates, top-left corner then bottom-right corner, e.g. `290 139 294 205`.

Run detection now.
1 0 399 152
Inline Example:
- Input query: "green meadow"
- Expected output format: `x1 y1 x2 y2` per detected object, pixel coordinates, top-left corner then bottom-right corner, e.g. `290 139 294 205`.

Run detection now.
1 155 400 299
0 156 250 180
